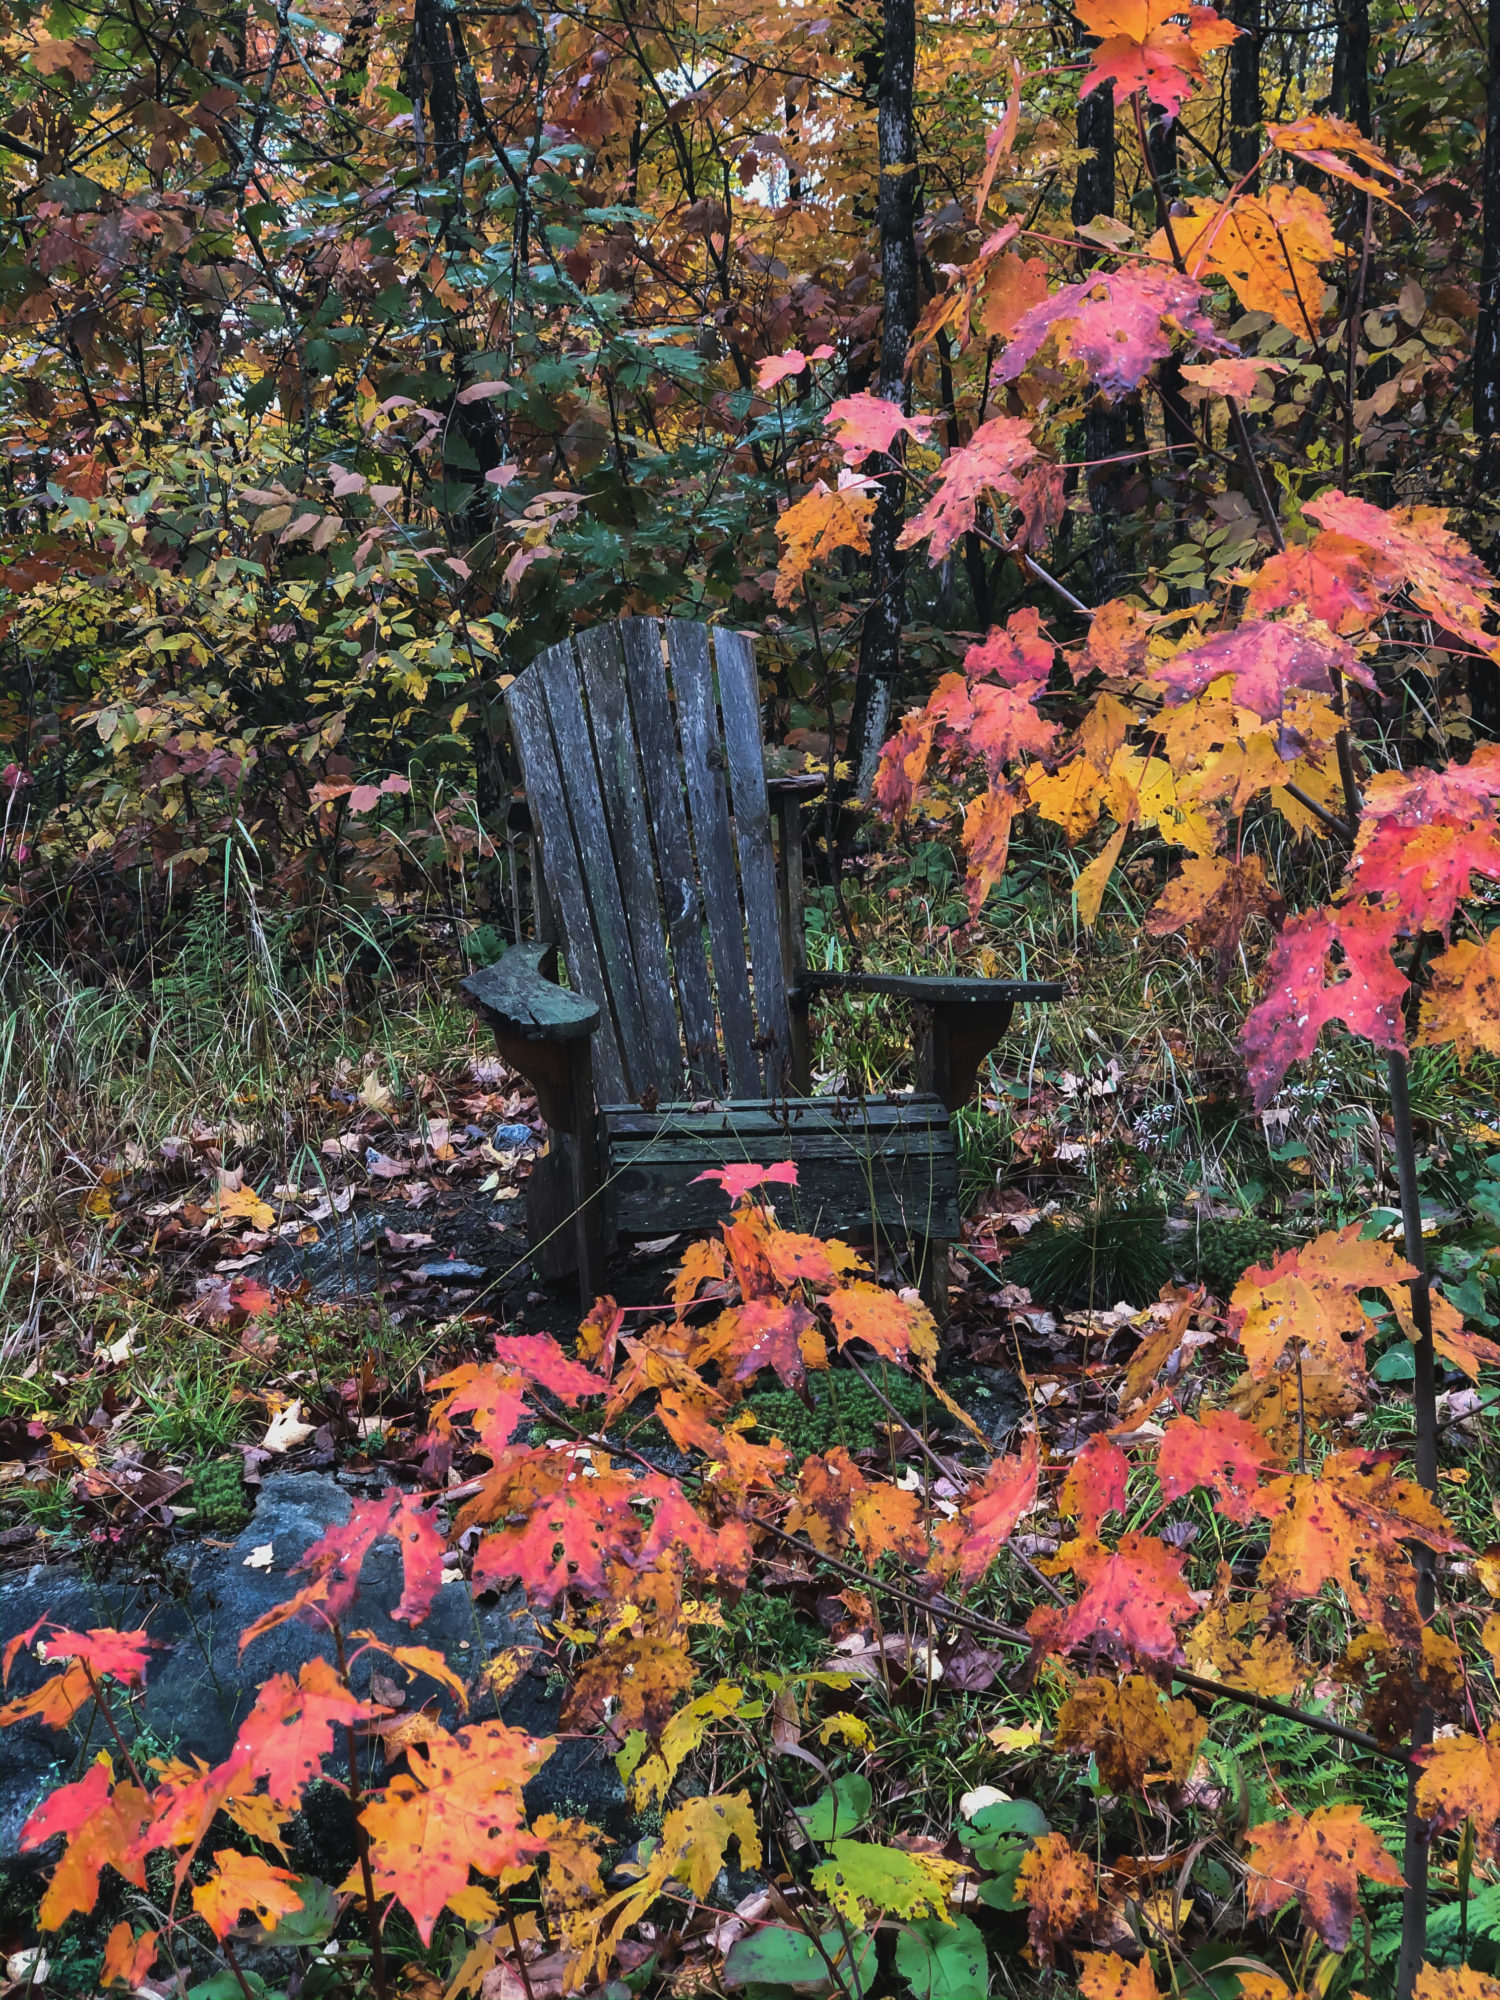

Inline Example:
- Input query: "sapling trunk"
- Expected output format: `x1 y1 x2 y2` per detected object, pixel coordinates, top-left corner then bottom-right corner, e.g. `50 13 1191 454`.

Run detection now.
1388 1045 1439 2000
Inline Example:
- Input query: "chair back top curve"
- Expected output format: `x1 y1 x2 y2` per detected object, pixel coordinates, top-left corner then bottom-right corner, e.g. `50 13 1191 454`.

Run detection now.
505 618 792 1105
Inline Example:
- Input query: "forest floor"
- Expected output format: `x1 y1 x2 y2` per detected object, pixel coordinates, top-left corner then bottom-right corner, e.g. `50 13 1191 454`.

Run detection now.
4 881 1500 1994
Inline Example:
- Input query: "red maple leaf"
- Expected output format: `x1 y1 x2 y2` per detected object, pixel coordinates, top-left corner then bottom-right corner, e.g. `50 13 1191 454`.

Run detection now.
931 1436 1039 1585
1242 902 1409 1108
466 1447 646 1601
708 1296 825 1388
233 1656 386 1808
693 1160 799 1202
1157 1410 1282 1523
6 1623 153 1688
489 1332 608 1404
1027 1532 1199 1664
634 1475 754 1582
424 1363 530 1459
964 608 1058 685
896 416 1041 562
1245 534 1385 635
1346 817 1500 939
993 268 1219 401
1059 1434 1130 1537
1075 0 1240 114
1152 618 1375 720
1303 489 1500 655
239 1492 445 1648
825 392 934 462
926 674 1058 778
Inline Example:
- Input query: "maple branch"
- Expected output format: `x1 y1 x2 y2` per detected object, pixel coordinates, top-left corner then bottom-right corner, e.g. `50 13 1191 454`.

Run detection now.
1279 781 1353 840
81 1665 148 1793
748 1516 1407 1761
333 1626 390 2000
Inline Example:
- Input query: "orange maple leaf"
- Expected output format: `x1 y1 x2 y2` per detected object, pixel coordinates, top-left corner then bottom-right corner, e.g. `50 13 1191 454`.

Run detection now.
1145 855 1281 986
1152 188 1341 336
1016 1831 1099 1963
774 480 876 607
1256 1449 1465 1647
1414 1726 1500 1857
1077 1952 1162 2000
1075 0 1239 114
20 1763 151 1931
1245 1804 1403 1947
1229 1225 1416 1383
1055 1676 1204 1793
101 1923 159 1990
361 1720 551 1943
825 1283 938 1369
1269 114 1405 201
192 1851 305 1940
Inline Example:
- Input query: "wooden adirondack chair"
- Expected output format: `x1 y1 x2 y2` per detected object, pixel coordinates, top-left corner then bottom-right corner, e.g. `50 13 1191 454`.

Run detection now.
462 618 1060 1306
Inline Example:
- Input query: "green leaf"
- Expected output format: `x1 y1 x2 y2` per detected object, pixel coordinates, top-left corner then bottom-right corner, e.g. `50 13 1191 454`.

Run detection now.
263 1877 339 1947
959 1800 1048 1842
723 1924 876 1995
1373 1344 1415 1382
795 1774 872 1840
894 1915 987 2000
811 1841 960 1924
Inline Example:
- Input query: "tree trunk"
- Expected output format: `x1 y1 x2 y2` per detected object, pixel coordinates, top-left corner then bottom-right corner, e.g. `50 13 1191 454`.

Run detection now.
1331 0 1372 136
846 0 919 797
1475 0 1500 445
1073 48 1126 600
415 0 464 179
1148 110 1196 459
1228 0 1263 185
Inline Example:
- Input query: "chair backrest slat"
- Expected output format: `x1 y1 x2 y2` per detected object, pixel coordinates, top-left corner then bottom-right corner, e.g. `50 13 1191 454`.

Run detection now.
507 618 787 1105
618 619 721 1096
715 627 791 1089
665 622 761 1098
573 624 684 1090
529 641 659 1097
505 665 630 1103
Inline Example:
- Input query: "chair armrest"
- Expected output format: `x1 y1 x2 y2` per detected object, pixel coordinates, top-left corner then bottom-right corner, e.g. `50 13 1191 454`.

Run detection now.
791 969 1062 1113
461 942 600 1041
794 970 1063 1005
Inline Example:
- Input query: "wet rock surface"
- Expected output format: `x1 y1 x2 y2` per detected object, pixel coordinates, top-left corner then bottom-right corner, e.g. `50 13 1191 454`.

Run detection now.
0 1470 626 1862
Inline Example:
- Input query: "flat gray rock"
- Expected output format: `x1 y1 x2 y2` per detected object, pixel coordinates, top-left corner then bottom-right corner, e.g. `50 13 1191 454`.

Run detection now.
0 1471 625 1863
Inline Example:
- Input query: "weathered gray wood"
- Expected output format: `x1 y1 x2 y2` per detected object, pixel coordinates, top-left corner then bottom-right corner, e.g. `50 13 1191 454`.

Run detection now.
776 791 812 1092
619 619 721 1096
714 627 792 1091
505 669 628 1102
666 622 760 1096
532 639 658 1100
602 1094 960 1239
574 624 684 1091
797 971 1063 1004
461 942 599 1039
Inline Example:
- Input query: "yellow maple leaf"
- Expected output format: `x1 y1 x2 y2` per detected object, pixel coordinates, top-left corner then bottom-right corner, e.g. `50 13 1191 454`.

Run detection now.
774 481 875 607
1150 187 1342 337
